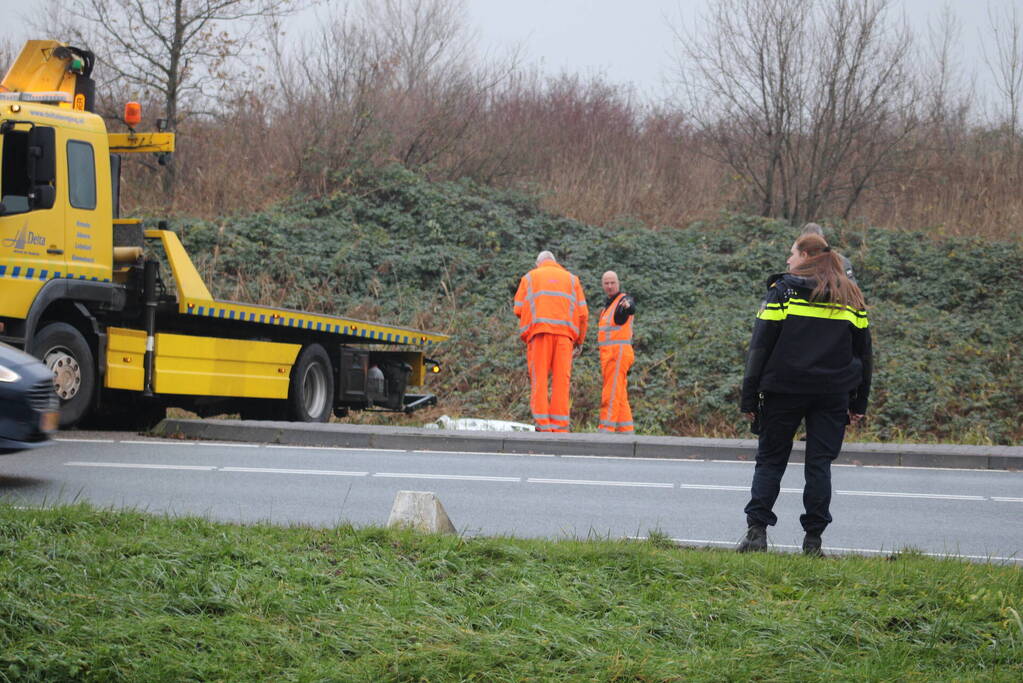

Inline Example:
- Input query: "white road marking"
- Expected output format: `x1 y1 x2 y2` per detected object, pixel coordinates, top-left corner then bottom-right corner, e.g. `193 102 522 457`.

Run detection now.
563 455 705 463
415 449 554 457
528 478 673 488
678 483 748 491
705 459 1019 474
221 467 367 476
677 484 998 500
197 442 260 448
57 458 1011 502
555 453 1020 475
265 445 412 454
853 464 1015 473
629 536 1023 564
50 438 1022 475
677 484 802 493
836 490 985 501
65 461 215 471
55 438 116 443
265 445 368 452
374 472 520 482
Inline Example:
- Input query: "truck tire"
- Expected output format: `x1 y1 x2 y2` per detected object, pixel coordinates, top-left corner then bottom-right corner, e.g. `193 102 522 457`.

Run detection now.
32 322 96 427
287 344 334 422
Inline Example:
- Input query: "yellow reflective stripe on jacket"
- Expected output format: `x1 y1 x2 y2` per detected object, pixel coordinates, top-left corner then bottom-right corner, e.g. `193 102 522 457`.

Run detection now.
756 298 868 328
757 304 787 321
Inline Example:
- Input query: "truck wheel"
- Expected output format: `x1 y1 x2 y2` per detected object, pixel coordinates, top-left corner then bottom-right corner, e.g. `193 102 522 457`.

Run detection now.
33 322 96 427
288 344 334 422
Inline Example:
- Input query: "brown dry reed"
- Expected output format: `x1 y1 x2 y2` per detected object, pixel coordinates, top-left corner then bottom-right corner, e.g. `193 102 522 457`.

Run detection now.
101 72 1020 242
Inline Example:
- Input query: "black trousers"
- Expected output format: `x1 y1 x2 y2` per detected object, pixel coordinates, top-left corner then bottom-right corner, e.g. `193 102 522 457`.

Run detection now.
744 392 849 534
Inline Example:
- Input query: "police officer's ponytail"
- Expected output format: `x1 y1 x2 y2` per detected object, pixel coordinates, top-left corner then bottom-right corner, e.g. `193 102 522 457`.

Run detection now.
792 234 865 311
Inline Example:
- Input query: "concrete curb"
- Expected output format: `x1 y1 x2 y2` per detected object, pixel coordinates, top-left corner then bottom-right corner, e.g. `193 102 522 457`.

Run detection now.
152 419 1023 471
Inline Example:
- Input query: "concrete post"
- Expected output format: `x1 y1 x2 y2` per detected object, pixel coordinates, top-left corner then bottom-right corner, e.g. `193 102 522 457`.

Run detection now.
386 490 456 534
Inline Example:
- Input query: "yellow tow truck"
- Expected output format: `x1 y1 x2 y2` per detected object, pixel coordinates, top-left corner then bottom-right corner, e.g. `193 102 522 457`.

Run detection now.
0 40 447 428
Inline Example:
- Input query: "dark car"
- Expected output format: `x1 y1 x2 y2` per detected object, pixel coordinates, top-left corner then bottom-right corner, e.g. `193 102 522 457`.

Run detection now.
0 342 59 451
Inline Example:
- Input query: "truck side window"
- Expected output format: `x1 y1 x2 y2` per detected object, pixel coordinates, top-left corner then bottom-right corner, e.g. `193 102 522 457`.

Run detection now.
110 154 121 219
67 140 97 210
0 130 31 214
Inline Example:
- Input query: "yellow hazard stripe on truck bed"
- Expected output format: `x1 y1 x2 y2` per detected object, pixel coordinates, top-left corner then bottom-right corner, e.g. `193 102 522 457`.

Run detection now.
144 228 447 346
179 298 448 345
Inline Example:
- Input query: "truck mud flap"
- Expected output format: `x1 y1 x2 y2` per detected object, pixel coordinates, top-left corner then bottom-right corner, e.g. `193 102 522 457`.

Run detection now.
365 393 437 414
401 393 437 414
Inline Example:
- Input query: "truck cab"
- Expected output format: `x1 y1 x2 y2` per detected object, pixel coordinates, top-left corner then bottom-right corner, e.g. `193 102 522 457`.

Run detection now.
1 101 114 318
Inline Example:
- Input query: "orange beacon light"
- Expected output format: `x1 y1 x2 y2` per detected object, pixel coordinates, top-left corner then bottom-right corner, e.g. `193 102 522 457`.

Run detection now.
124 101 142 128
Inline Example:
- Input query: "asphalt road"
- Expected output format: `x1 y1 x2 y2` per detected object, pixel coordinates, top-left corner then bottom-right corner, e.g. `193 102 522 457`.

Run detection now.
2 435 1021 563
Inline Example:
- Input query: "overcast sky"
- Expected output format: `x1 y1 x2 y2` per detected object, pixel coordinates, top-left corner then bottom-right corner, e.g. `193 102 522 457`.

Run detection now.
0 0 1014 106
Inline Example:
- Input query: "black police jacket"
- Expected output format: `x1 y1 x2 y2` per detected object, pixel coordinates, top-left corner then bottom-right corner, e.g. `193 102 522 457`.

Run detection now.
740 273 872 414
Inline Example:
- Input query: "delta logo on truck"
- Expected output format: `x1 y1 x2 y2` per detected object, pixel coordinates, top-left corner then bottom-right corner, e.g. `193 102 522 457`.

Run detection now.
2 224 47 253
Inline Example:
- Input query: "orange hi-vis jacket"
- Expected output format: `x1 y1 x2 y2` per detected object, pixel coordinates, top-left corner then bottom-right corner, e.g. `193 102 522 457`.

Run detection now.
597 293 633 349
514 262 588 344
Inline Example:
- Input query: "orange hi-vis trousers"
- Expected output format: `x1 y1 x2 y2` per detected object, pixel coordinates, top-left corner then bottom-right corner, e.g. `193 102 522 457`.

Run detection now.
526 333 574 432
599 344 634 433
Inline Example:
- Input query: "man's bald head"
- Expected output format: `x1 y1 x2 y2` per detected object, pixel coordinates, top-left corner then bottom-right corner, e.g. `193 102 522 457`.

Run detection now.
801 222 824 237
536 250 556 266
601 270 620 298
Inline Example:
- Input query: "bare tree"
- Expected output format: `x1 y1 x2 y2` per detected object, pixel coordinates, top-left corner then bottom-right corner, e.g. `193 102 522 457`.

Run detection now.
672 0 920 222
267 4 388 192
923 4 972 134
983 1 1023 153
0 38 17 78
32 0 302 200
365 0 476 93
270 0 519 189
359 0 519 173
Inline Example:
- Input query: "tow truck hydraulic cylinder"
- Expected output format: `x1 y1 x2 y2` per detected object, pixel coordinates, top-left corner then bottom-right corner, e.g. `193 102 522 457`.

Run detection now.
142 259 158 396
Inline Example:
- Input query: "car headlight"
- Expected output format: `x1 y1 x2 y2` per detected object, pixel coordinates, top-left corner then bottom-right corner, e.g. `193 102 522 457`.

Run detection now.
0 363 21 383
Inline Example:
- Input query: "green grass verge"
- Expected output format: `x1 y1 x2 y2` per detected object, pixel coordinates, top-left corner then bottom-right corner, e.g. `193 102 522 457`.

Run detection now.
1 504 1020 681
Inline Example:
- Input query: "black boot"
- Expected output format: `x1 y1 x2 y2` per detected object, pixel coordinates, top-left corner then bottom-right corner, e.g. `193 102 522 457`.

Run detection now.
802 531 825 557
736 525 767 553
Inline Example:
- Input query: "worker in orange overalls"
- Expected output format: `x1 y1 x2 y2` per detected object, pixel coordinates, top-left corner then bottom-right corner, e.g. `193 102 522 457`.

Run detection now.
513 251 588 432
597 270 635 433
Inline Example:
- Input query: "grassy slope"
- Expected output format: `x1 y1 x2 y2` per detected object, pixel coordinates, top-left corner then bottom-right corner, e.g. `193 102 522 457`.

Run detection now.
1 504 1020 681
173 166 1023 443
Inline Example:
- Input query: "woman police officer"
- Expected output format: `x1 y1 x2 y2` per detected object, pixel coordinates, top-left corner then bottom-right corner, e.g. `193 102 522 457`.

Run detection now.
737 233 872 556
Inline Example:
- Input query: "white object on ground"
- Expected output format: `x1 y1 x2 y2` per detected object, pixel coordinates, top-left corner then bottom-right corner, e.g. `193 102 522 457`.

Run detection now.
423 414 535 432
386 490 457 534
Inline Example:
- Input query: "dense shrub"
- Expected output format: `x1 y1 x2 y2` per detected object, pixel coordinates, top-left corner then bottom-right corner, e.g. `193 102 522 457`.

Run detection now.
170 166 1023 444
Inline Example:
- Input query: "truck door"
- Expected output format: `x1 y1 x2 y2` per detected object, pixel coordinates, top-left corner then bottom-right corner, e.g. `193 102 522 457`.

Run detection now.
0 123 64 321
63 130 112 282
